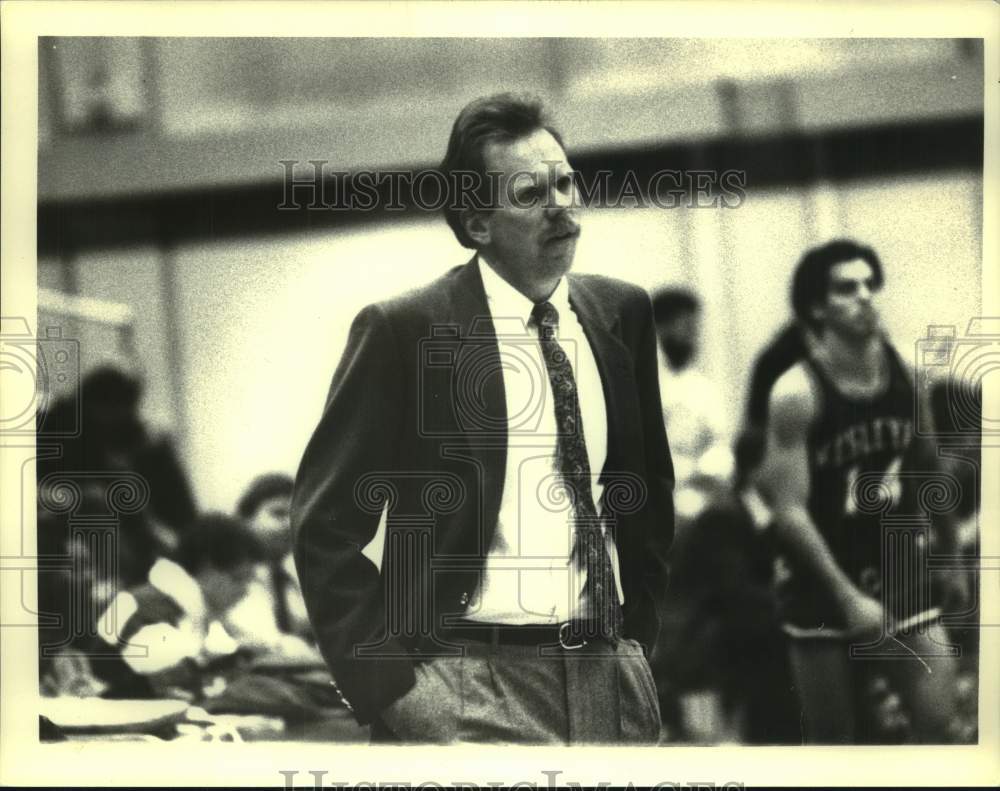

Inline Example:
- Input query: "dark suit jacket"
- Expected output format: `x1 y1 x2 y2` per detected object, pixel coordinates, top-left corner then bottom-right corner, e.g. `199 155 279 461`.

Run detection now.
292 258 674 724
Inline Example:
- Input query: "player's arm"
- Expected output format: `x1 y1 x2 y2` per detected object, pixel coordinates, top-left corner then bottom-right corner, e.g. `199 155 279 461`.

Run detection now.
759 365 882 634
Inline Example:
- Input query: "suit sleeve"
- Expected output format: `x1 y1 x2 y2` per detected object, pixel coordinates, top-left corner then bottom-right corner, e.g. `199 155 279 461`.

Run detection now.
291 303 415 724
631 290 675 601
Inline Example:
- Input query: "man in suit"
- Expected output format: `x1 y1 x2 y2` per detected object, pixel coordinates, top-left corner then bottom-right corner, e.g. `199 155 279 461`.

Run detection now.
292 93 675 744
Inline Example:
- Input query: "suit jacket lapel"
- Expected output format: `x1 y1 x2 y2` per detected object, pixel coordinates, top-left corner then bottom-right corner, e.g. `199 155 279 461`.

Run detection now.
568 275 632 483
448 257 508 435
445 258 507 551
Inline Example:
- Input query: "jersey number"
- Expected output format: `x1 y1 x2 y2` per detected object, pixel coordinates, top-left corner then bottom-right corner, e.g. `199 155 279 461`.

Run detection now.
844 455 903 516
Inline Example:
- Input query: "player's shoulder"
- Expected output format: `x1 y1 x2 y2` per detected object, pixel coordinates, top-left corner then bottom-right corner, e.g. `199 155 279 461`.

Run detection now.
773 360 814 398
769 361 820 426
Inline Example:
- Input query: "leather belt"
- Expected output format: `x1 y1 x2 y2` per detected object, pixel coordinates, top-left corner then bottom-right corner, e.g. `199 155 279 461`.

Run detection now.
441 620 602 650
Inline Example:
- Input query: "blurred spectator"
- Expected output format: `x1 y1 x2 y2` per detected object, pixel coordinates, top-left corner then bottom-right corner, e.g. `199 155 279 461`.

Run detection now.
930 378 980 744
37 365 198 557
652 288 732 521
89 513 337 724
39 650 108 699
36 481 156 677
92 513 262 700
37 508 110 698
931 378 981 529
225 474 315 653
36 365 201 702
655 429 799 743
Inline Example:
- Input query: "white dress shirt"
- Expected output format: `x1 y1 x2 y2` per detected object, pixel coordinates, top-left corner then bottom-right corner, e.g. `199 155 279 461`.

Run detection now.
466 256 624 624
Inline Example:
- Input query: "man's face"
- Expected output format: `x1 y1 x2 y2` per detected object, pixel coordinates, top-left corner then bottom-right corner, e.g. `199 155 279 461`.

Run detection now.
475 128 581 296
816 258 882 339
657 311 699 370
248 495 292 560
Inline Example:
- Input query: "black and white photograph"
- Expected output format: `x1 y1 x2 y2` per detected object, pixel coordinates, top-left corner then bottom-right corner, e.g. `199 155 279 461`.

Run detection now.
1 1 997 787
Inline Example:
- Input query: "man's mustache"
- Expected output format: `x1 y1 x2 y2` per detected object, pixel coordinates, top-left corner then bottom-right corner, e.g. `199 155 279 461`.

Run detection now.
548 222 580 240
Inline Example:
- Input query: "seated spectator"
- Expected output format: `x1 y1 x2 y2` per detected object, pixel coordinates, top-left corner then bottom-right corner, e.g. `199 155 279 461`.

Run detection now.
91 513 340 724
37 509 109 698
225 474 315 652
37 366 198 557
39 650 108 699
93 513 262 700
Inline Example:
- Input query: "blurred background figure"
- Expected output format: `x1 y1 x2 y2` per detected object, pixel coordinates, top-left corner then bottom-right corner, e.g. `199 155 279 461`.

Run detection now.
225 473 316 654
928 377 981 744
36 366 200 682
37 508 110 699
88 512 335 718
652 288 733 524
654 428 798 744
92 513 262 700
38 365 198 563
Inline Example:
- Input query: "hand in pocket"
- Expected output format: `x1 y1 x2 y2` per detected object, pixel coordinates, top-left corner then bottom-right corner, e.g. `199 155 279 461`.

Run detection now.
380 661 457 743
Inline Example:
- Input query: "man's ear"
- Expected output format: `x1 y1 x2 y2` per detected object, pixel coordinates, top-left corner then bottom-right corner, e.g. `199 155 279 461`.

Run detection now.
462 209 491 247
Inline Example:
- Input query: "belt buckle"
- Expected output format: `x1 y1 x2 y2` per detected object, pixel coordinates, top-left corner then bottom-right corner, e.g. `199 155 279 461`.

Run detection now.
558 621 587 650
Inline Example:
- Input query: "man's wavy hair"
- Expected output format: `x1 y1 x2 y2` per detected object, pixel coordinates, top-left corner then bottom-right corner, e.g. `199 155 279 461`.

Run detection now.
791 239 884 329
440 92 565 249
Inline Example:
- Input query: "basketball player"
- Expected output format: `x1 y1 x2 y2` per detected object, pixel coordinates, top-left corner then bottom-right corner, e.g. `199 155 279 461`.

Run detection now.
759 240 961 743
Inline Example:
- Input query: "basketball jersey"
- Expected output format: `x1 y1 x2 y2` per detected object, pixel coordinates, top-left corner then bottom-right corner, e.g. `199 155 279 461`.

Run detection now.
781 341 933 628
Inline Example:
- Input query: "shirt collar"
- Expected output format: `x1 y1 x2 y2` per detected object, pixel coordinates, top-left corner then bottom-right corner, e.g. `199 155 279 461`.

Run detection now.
548 277 572 320
478 255 571 328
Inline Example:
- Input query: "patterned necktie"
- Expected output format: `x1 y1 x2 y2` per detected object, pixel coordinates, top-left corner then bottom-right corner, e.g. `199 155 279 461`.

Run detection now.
531 300 623 642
